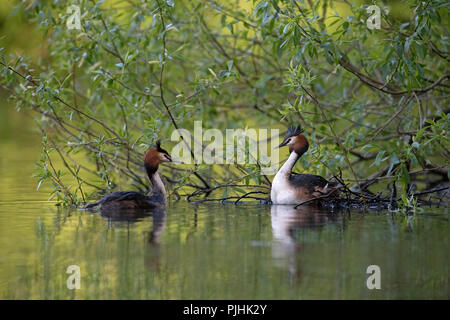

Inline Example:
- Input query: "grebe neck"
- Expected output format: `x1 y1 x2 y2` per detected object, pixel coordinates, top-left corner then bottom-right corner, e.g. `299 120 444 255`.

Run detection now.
145 160 166 202
277 151 299 178
150 172 166 200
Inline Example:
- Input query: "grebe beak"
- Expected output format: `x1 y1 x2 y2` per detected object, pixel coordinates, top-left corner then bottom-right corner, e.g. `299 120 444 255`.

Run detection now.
161 153 173 162
167 154 185 164
275 137 289 149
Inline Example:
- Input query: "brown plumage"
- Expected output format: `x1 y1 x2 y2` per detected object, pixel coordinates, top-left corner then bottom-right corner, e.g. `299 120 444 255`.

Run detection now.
289 134 308 155
144 141 171 175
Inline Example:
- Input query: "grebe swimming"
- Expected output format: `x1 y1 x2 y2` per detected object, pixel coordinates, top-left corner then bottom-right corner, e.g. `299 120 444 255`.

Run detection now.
271 126 339 205
85 141 172 211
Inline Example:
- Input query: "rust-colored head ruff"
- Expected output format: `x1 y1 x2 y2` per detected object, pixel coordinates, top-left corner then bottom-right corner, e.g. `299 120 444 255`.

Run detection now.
144 141 172 176
277 125 309 156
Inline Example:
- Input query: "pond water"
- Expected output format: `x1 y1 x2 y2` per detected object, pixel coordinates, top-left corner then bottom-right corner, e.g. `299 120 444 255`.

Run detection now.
0 107 448 299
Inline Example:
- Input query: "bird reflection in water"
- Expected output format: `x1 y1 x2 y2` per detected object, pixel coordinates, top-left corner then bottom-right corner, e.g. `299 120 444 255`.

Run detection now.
99 206 167 271
271 205 340 285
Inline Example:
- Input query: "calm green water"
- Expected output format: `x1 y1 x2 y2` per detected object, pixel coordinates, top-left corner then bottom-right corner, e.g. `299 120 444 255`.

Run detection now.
0 107 448 299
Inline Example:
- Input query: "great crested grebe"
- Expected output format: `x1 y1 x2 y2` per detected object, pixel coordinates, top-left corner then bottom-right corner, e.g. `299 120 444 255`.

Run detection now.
85 141 172 211
271 126 339 205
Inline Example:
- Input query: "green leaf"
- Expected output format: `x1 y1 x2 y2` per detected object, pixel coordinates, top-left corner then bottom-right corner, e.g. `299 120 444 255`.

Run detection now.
227 60 233 72
283 22 291 35
387 153 399 175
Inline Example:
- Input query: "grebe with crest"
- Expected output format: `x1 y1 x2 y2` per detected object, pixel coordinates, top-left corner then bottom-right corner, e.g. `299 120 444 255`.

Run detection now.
85 141 173 211
271 126 339 205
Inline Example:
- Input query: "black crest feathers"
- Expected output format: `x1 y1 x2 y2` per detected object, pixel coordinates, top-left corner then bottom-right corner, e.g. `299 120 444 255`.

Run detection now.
155 140 162 150
155 140 169 156
286 125 304 138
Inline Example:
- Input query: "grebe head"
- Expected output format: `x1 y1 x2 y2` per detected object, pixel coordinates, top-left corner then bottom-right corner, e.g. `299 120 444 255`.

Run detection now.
144 140 172 174
276 125 309 156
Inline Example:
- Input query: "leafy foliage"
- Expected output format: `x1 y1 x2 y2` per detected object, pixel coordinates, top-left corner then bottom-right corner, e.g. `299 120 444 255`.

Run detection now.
0 0 448 207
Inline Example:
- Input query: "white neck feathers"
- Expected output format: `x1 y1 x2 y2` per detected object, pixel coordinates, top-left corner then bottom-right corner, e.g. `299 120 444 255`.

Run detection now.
150 172 166 199
276 152 299 178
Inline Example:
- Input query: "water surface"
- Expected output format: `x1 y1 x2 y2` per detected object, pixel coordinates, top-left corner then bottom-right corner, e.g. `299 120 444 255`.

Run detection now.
0 107 448 299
